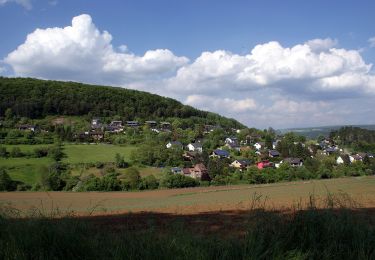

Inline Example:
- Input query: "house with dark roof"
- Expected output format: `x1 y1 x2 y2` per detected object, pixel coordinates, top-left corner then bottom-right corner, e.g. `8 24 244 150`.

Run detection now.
268 150 280 158
225 137 238 145
283 158 303 167
211 149 230 158
126 121 139 127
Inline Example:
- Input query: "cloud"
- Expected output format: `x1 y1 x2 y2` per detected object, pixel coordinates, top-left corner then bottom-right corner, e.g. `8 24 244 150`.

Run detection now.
369 37 375 48
0 0 31 9
185 95 257 113
167 40 374 96
4 14 188 85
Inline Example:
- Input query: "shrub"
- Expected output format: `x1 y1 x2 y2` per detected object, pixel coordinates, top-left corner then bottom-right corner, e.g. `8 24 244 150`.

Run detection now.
161 173 198 188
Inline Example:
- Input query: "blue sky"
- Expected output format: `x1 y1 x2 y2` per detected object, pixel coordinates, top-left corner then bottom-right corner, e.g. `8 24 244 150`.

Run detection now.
1 0 375 128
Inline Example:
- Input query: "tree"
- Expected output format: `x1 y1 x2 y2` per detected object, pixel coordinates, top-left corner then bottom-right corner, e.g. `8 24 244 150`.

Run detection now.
10 147 23 157
0 169 15 191
120 167 141 190
265 135 273 150
115 153 128 168
4 108 13 120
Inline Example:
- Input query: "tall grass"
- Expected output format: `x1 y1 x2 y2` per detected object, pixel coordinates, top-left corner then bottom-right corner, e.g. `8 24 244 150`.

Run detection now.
1 193 374 259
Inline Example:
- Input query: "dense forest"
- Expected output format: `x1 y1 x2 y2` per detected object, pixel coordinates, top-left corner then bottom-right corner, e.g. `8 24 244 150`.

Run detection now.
330 126 375 152
0 77 244 128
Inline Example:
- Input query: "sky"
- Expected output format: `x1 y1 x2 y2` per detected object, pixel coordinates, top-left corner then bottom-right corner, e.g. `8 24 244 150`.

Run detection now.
0 0 375 129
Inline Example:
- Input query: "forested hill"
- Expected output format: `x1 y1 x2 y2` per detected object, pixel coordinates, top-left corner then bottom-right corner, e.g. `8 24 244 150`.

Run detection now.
0 77 245 128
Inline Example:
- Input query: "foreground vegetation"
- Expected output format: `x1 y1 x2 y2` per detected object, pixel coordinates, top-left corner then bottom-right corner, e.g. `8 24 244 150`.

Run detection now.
1 194 374 259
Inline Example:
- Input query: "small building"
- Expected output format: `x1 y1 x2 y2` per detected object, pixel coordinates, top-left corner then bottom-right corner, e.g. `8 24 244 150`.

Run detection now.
160 122 171 130
226 142 241 152
268 150 280 158
336 156 344 165
350 154 363 163
231 159 251 170
171 167 182 174
126 121 139 127
225 137 238 145
257 160 274 169
91 118 102 129
145 121 157 128
283 158 303 167
211 149 230 159
183 164 210 180
110 121 123 127
166 141 183 149
18 124 36 132
254 142 264 150
324 147 337 155
90 131 104 141
187 143 203 153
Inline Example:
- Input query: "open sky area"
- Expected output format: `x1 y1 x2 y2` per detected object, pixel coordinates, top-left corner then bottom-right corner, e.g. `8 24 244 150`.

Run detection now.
0 0 375 129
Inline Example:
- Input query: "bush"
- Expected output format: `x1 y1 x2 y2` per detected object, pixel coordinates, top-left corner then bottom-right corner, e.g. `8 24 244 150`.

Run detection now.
120 167 141 190
139 175 159 190
161 173 198 188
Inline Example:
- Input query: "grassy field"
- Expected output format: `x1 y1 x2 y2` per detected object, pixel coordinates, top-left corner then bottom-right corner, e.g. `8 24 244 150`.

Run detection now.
3 144 53 153
62 144 136 164
0 144 138 185
0 157 53 185
1 176 375 215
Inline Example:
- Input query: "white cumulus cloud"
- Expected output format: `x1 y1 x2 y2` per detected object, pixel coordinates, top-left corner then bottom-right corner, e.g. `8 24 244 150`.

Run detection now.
4 14 188 85
167 39 374 95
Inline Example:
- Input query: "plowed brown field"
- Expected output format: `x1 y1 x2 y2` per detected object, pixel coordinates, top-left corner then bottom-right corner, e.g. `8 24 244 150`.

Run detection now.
1 177 375 216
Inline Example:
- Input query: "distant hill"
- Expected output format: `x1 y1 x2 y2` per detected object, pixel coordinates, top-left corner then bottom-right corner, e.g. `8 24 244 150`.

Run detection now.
279 125 375 139
0 77 245 129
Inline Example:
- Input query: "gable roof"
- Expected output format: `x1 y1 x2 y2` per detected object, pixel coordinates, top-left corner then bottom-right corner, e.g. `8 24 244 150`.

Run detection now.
269 150 280 156
169 141 182 146
213 149 230 157
284 158 303 164
189 142 202 148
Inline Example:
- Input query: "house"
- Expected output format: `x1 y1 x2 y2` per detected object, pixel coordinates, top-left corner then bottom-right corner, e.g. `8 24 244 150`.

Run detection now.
231 159 251 170
336 156 344 165
268 150 280 158
105 125 123 133
18 124 36 132
254 142 264 150
160 122 171 130
350 154 363 163
110 120 123 127
225 137 238 145
368 153 374 158
171 167 182 174
183 163 210 180
226 142 241 151
187 143 203 153
283 158 303 167
126 121 139 127
211 149 230 158
183 151 199 161
166 141 183 149
91 118 101 129
145 121 157 128
257 160 274 169
89 131 104 141
324 147 337 155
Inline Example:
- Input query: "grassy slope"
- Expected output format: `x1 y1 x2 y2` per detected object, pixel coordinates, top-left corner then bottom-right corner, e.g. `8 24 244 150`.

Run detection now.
62 144 136 164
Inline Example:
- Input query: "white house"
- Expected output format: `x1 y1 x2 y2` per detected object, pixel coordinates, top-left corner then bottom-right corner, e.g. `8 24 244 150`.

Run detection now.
336 156 344 165
166 141 183 149
254 142 262 150
187 143 203 153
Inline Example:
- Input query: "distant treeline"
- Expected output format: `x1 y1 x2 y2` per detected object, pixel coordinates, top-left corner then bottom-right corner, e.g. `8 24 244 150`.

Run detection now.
0 77 244 129
330 126 375 152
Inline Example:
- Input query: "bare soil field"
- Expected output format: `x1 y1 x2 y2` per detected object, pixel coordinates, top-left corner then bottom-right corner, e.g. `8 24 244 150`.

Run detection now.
1 176 375 217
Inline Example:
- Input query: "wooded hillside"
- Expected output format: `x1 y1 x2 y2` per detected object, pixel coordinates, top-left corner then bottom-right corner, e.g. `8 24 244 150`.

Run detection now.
0 77 244 128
